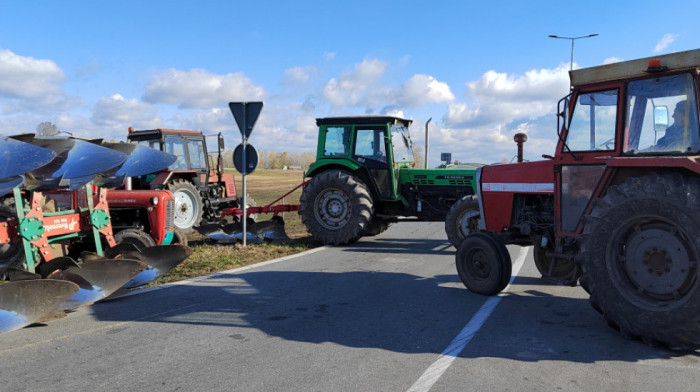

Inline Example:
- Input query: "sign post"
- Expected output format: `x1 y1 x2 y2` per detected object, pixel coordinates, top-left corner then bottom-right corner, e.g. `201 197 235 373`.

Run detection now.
229 101 263 246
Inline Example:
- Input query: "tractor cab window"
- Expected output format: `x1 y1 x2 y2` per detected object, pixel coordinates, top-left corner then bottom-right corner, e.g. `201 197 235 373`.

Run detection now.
625 73 699 154
565 89 618 151
135 139 159 150
187 139 206 169
354 128 387 162
323 126 351 157
390 125 414 163
164 136 187 170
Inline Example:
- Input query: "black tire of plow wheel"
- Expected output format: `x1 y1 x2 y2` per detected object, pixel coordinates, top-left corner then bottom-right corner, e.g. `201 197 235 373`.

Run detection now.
172 227 188 247
445 195 480 248
533 243 580 282
167 179 204 234
299 170 373 246
114 228 157 252
579 173 700 351
362 216 389 237
455 232 512 296
0 198 28 278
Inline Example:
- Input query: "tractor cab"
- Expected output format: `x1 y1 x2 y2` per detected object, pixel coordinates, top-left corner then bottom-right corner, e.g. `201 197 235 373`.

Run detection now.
309 116 414 202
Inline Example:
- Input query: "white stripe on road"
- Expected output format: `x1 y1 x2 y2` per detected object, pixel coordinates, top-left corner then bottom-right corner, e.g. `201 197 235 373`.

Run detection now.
407 246 529 392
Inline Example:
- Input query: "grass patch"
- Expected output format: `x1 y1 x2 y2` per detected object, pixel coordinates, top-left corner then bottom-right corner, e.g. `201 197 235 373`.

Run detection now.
153 169 316 285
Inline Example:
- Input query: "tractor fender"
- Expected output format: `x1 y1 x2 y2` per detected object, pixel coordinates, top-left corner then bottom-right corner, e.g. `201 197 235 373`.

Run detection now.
305 159 361 178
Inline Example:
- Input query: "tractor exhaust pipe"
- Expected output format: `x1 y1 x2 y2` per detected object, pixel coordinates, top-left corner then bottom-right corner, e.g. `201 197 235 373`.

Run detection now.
514 133 528 163
424 118 431 169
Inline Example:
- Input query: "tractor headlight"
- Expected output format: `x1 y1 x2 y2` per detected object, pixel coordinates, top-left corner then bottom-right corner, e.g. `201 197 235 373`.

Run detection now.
151 196 159 206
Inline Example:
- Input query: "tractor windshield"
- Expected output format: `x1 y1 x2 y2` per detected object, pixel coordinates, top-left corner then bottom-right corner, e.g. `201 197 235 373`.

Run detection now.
390 125 414 163
625 73 699 154
565 89 618 151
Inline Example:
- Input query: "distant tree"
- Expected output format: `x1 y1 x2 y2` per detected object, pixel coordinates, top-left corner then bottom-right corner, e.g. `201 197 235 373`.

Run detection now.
36 122 59 136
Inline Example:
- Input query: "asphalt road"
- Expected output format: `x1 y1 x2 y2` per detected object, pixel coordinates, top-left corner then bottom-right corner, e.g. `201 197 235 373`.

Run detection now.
1 222 698 391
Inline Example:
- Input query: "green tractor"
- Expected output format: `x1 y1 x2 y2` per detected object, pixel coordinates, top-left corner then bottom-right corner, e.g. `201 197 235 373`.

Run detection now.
300 115 480 245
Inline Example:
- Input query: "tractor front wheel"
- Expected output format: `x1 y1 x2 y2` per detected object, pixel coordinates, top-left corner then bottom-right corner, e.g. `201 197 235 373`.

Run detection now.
114 228 157 251
580 174 700 350
299 170 373 245
167 179 204 233
456 232 512 296
0 198 26 276
445 195 480 248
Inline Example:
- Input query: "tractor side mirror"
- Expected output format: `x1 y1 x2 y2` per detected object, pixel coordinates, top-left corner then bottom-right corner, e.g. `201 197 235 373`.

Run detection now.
654 106 669 133
218 135 225 150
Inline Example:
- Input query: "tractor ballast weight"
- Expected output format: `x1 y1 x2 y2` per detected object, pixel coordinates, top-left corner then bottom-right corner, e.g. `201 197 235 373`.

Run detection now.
300 116 479 245
459 49 700 350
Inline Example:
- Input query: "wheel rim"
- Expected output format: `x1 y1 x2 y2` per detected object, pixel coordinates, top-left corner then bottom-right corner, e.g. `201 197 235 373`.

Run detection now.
463 247 492 280
314 187 351 230
173 189 199 228
608 218 698 309
457 209 479 237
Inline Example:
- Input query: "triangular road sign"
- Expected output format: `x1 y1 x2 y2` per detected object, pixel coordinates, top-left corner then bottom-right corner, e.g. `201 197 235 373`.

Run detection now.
229 102 263 138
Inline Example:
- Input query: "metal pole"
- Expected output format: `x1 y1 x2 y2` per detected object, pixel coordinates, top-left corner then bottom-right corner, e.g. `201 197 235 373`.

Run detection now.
548 34 598 72
424 118 431 169
242 111 247 247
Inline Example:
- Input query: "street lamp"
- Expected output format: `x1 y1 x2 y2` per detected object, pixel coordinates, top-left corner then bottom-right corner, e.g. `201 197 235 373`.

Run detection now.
548 34 598 71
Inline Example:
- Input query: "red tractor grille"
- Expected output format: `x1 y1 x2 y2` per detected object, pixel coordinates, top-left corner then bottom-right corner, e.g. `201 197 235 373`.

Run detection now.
165 199 175 233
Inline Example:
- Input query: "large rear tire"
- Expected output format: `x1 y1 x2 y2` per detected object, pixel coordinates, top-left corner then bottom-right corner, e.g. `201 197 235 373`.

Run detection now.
167 179 204 233
445 195 480 248
455 232 512 296
580 173 700 350
299 170 373 245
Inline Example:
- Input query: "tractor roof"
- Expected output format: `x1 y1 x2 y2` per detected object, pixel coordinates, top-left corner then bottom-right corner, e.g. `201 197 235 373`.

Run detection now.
570 48 700 86
316 115 412 127
128 128 204 138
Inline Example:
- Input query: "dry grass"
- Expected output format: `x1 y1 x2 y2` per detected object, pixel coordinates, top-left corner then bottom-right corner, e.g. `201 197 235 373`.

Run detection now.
153 169 315 284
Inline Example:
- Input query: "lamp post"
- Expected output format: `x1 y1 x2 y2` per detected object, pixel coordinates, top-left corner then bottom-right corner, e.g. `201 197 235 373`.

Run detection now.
548 34 598 71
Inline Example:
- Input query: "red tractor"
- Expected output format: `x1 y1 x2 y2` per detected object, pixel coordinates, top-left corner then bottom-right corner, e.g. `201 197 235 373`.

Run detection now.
125 128 242 233
457 49 700 350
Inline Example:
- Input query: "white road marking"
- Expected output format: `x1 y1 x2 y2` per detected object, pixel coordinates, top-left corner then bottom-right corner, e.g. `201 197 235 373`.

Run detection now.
407 246 529 392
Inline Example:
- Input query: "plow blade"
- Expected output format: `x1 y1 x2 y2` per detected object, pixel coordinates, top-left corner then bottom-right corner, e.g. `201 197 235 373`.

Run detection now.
0 136 57 195
49 259 146 310
0 280 79 334
200 218 289 244
120 245 194 289
96 143 177 187
12 136 127 190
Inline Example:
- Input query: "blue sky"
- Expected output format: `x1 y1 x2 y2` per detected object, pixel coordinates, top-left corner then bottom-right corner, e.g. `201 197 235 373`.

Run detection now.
1 1 699 166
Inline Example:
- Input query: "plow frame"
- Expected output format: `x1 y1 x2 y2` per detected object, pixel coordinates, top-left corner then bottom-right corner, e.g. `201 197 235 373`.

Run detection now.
1 184 117 274
218 181 305 220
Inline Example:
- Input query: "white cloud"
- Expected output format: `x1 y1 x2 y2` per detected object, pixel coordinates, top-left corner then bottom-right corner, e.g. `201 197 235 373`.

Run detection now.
445 65 570 128
323 52 336 61
0 49 65 99
281 66 316 85
396 74 454 106
142 68 265 109
92 94 162 129
323 59 387 106
654 33 679 53
323 59 454 109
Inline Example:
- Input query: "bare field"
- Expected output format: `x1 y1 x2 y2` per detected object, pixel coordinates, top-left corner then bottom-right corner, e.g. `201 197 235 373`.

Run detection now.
155 169 314 284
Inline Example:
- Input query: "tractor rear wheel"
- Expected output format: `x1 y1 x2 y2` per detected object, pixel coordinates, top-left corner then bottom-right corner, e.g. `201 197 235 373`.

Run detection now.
455 232 512 296
167 179 204 233
445 195 480 248
580 173 700 350
299 170 373 245
0 198 27 276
